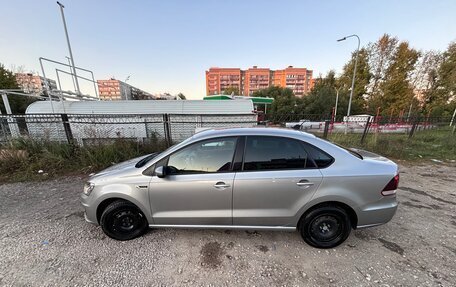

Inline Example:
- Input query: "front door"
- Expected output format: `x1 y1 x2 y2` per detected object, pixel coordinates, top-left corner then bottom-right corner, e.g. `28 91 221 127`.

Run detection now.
149 137 238 225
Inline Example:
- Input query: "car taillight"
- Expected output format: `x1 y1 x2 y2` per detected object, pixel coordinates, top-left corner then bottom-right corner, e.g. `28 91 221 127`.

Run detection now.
381 174 399 196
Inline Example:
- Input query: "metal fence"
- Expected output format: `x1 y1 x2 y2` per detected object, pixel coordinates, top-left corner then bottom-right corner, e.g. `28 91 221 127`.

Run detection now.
0 112 453 146
267 112 454 143
0 113 258 146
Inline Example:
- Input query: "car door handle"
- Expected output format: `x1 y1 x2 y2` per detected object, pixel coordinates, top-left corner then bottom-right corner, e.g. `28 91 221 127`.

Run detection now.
213 182 230 189
297 180 314 188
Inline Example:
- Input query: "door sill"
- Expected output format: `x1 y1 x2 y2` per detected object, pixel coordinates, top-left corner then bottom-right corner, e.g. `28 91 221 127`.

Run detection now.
148 224 296 231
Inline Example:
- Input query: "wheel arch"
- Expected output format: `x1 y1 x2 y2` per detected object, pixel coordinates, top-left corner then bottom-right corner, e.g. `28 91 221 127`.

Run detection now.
297 200 358 230
96 196 151 225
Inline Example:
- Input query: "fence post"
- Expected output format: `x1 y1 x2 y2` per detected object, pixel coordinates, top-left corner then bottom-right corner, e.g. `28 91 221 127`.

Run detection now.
323 120 330 139
60 114 74 144
409 118 419 139
163 114 172 147
360 116 371 144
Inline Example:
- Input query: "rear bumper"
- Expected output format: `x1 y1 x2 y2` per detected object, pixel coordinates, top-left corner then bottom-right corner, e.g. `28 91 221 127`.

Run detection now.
356 196 398 228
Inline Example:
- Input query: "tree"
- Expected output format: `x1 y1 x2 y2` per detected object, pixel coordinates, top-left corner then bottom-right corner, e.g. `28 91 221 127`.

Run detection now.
373 42 420 115
298 71 350 119
0 63 36 114
366 34 399 101
223 86 240 95
252 86 297 122
338 48 371 115
404 50 442 117
423 42 456 116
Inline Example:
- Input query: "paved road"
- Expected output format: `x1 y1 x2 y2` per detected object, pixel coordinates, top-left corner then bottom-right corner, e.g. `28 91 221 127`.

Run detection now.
1 164 455 286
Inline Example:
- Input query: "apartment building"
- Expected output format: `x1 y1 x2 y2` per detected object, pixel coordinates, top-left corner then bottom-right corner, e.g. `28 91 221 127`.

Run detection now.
97 79 154 101
205 68 242 96
15 73 57 95
206 66 314 97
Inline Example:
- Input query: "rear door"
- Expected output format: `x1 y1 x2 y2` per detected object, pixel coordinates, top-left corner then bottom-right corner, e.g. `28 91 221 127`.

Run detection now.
233 136 323 226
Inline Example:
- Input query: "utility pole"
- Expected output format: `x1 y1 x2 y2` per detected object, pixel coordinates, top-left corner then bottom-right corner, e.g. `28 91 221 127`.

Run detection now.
57 1 81 96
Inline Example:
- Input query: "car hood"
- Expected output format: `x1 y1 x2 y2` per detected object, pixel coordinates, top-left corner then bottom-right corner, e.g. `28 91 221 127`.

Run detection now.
89 154 155 180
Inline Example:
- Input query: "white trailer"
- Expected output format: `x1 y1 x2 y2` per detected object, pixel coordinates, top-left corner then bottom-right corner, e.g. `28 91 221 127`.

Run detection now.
25 100 257 144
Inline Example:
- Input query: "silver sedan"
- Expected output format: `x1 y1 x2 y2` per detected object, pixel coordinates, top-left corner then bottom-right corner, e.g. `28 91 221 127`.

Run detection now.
81 128 398 248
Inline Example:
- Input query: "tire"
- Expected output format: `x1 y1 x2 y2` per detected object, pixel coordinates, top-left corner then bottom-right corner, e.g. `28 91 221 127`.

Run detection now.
299 205 352 248
100 200 148 241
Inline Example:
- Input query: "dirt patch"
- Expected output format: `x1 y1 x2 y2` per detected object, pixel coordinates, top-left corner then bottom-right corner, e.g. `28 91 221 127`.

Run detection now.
419 173 434 177
1 164 456 286
378 238 405 256
399 186 456 205
200 242 224 269
443 245 456 255
245 230 261 236
402 202 432 210
256 245 269 253
354 231 371 240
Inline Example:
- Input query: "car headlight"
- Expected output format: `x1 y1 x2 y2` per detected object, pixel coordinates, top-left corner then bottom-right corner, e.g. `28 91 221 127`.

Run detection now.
83 182 95 196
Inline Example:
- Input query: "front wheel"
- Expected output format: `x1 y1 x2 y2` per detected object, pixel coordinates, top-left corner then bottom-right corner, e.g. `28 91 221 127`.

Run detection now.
100 200 148 240
299 205 352 248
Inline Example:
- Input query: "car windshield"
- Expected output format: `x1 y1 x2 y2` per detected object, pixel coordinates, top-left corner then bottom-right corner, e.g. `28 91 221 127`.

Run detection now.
135 136 195 168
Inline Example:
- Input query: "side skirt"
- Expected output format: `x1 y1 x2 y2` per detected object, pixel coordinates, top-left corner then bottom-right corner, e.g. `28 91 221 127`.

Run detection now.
148 224 296 231
356 223 384 229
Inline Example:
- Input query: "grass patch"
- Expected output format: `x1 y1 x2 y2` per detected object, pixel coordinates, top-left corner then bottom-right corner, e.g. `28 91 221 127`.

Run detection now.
326 126 456 161
0 127 454 182
0 137 168 183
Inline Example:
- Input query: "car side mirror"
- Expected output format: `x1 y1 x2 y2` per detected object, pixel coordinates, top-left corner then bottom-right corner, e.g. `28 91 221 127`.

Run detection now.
155 166 166 178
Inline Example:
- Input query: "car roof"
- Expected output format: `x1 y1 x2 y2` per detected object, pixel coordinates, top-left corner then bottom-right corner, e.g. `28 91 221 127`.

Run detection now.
192 127 316 140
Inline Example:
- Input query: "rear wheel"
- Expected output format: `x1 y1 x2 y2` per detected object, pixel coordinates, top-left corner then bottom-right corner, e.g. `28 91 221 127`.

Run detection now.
100 200 148 240
299 205 351 248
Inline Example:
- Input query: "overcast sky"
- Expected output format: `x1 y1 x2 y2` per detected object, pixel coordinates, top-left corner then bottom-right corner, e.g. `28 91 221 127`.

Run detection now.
1 0 455 99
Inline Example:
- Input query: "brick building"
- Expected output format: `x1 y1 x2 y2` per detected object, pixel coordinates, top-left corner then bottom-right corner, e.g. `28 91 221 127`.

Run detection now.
97 79 154 101
206 66 314 97
15 73 57 95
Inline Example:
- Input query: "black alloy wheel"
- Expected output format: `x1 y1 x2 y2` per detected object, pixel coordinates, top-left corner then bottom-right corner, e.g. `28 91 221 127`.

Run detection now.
100 200 148 241
300 205 352 248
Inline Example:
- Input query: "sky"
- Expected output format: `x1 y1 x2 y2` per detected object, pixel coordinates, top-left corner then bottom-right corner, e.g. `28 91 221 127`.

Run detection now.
1 0 455 99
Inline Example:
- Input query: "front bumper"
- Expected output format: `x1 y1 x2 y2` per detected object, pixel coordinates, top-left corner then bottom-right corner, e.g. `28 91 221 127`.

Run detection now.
80 193 98 225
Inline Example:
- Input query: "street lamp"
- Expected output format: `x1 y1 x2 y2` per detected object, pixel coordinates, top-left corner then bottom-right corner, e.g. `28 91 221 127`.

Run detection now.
450 106 456 127
57 1 81 96
334 86 342 121
337 34 360 120
65 56 77 91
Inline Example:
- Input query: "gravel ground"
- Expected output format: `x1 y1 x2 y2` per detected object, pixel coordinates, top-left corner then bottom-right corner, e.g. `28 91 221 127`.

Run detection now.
1 163 456 287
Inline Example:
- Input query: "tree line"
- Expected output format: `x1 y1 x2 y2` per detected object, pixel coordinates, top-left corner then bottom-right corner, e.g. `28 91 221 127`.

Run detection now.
254 34 456 121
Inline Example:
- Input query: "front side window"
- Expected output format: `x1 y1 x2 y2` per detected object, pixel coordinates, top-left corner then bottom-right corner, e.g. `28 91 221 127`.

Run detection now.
243 136 313 171
167 137 237 174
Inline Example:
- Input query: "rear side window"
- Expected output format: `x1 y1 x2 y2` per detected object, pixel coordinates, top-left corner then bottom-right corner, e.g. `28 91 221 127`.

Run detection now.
243 136 314 171
302 142 334 168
